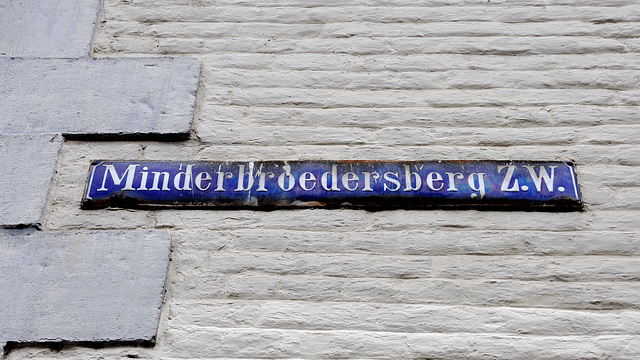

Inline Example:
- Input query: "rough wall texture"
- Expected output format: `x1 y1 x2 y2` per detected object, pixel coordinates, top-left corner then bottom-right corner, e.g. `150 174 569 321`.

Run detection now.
0 57 200 138
0 0 182 356
0 134 62 228
0 0 100 57
0 230 171 346
6 0 640 359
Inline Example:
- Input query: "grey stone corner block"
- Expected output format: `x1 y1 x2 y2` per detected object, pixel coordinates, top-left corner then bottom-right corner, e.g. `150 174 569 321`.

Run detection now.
0 0 101 58
0 134 63 229
0 229 172 353
0 57 202 139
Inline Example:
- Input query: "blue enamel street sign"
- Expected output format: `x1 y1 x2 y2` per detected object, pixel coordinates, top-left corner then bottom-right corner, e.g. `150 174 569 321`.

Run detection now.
82 160 582 210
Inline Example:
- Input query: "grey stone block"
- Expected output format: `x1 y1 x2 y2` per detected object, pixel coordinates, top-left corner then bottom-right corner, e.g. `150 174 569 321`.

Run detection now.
0 134 62 228
0 229 171 347
0 0 100 58
0 58 201 139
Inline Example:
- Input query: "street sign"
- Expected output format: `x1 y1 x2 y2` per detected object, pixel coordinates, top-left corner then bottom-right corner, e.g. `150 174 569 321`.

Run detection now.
82 160 582 210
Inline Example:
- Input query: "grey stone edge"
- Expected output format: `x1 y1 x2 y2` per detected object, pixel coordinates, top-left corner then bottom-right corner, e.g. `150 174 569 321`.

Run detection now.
0 134 63 229
1 57 202 140
0 229 172 357
0 0 102 58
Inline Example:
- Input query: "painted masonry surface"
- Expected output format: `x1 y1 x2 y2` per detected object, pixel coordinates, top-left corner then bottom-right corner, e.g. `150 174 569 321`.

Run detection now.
2 0 640 359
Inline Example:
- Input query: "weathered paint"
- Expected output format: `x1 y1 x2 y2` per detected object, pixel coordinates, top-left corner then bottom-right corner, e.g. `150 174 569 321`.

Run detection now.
82 160 582 210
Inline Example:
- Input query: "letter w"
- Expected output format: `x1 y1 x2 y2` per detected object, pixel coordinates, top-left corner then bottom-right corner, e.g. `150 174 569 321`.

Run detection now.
524 165 557 192
97 164 139 191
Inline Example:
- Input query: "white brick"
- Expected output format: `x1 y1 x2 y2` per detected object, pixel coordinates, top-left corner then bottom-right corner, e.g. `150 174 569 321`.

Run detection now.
97 36 628 55
142 144 640 165
376 125 640 146
179 250 640 282
201 69 640 90
105 0 640 6
197 125 373 145
154 209 640 232
177 228 640 256
101 5 640 24
583 186 640 210
205 88 623 108
212 273 640 308
201 105 640 128
579 165 640 186
170 300 640 336
195 53 640 71
165 328 640 359
196 124 640 146
126 21 640 40
7 331 640 359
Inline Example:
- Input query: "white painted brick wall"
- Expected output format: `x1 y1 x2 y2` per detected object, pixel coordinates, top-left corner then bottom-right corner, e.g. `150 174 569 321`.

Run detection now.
9 0 640 358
